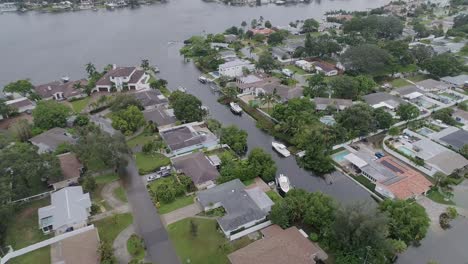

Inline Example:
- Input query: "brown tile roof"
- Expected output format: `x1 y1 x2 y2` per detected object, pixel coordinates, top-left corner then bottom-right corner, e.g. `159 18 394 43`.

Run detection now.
312 61 337 73
128 69 145 84
34 79 87 99
56 152 82 183
171 152 220 185
228 225 327 264
6 97 35 109
50 228 100 264
377 156 432 200
95 67 136 86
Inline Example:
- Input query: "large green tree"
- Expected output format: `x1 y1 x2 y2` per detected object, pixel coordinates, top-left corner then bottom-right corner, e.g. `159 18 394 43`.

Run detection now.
397 103 420 121
169 91 206 123
220 125 248 156
3 79 34 96
379 199 430 244
111 105 145 136
341 44 393 75
247 148 277 182
301 18 320 33
421 53 464 78
256 52 277 73
32 100 71 130
336 103 377 138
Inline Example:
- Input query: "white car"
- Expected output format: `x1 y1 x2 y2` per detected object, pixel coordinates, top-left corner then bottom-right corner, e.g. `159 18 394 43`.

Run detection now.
282 68 293 77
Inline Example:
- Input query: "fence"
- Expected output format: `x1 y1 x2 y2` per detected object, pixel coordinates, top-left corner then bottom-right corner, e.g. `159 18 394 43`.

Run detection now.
229 220 272 241
10 190 53 205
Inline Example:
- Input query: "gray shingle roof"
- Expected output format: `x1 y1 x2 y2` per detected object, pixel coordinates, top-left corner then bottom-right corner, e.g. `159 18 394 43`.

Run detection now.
160 126 205 152
171 152 220 185
363 92 402 108
38 186 91 231
143 106 177 127
29 128 77 152
439 129 468 151
197 179 269 233
132 89 168 108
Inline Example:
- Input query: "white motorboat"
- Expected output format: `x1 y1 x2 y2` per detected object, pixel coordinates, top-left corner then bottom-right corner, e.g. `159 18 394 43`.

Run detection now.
198 76 208 84
272 141 290 157
229 102 242 115
177 86 187 93
275 0 285 5
276 174 291 195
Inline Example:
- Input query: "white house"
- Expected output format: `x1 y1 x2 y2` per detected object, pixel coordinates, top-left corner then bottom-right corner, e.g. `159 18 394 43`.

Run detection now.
5 97 35 114
219 59 255 78
294 60 314 72
94 65 150 92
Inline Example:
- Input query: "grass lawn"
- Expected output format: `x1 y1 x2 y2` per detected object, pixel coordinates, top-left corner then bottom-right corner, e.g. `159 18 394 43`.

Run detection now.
242 178 256 186
8 246 50 264
390 78 411 88
94 213 133 244
427 189 455 205
113 186 128 203
158 195 194 214
266 190 283 204
285 65 307 75
407 74 429 82
70 97 91 113
92 173 119 211
126 132 160 149
353 175 376 192
127 234 145 261
5 199 52 264
167 218 252 264
135 152 170 175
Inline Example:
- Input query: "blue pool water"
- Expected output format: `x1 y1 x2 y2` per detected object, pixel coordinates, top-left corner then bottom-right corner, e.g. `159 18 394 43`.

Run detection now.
398 146 414 156
332 150 351 163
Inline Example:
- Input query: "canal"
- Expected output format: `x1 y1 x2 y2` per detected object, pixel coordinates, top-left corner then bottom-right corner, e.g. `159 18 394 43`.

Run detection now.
1 0 468 262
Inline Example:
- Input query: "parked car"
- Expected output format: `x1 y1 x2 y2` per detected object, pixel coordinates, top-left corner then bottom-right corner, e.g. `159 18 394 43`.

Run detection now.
146 173 162 183
281 68 293 77
155 165 172 177
375 152 385 159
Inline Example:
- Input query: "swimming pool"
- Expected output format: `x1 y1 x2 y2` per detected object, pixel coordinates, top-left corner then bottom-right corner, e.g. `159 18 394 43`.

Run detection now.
332 150 351 163
398 146 415 157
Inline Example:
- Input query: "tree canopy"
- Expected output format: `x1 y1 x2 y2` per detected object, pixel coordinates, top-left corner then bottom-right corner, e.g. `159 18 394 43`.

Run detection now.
32 100 72 130
343 15 404 40
220 125 248 156
397 103 420 121
111 105 145 136
169 91 206 123
341 44 393 75
3 79 34 96
247 148 277 182
421 53 464 78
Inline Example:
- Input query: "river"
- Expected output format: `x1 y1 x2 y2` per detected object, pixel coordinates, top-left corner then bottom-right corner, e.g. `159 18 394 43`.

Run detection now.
1 0 468 263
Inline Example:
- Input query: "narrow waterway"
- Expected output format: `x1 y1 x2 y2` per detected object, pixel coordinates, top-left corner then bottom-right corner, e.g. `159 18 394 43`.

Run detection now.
2 0 468 263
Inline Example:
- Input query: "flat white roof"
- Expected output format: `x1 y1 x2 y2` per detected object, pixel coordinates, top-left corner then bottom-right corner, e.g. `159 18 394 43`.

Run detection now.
404 92 424 100
344 153 368 168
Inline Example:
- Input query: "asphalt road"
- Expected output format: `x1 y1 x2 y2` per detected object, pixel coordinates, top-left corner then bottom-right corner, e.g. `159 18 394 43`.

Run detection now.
120 157 180 264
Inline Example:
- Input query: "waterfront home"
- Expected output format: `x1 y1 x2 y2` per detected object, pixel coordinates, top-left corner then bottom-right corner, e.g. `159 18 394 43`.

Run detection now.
131 89 168 110
236 74 274 94
171 152 220 190
441 75 468 89
210 42 230 49
395 129 468 175
197 179 273 239
318 22 341 32
48 152 84 190
313 97 352 111
228 225 328 264
255 83 303 103
219 59 255 78
219 50 238 61
5 97 35 114
159 121 218 156
415 79 451 92
224 34 238 43
0 2 17 12
94 65 149 92
312 61 338 76
143 105 177 130
363 92 403 113
343 151 432 199
250 28 275 36
51 227 100 264
38 186 91 235
35 79 87 101
29 127 77 154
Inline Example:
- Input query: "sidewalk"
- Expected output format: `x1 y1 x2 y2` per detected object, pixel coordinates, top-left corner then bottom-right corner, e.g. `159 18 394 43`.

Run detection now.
160 203 202 227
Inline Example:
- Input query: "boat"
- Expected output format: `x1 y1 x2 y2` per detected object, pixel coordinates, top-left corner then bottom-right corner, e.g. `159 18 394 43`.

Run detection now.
272 141 290 157
229 102 242 115
61 76 70 83
275 0 285 5
177 86 187 93
276 174 291 195
198 76 208 84
153 66 160 73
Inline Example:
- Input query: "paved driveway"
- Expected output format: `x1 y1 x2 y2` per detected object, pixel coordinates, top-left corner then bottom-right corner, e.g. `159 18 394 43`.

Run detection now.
161 203 202 227
120 157 180 264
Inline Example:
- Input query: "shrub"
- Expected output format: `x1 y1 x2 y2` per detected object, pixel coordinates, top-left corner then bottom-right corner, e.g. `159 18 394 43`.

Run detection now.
309 232 319 242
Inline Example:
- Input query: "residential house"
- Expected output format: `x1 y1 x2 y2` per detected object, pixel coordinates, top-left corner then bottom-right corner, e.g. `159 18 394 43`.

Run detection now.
415 79 451 92
159 121 218 156
236 75 275 94
318 22 341 32
250 28 275 36
38 186 91 235
344 151 432 199
131 89 168 110
197 179 273 239
453 108 468 128
295 60 314 72
255 83 303 103
271 47 292 62
312 61 338 76
228 225 328 264
0 2 17 12
48 152 84 190
143 105 177 129
429 126 468 151
50 227 100 264
393 85 426 100
219 50 238 61
35 79 87 101
219 59 255 78
210 42 230 49
314 97 352 111
171 152 220 190
363 92 403 112
29 127 77 154
399 129 468 175
5 97 35 113
94 66 149 92
224 34 238 43
441 75 468 89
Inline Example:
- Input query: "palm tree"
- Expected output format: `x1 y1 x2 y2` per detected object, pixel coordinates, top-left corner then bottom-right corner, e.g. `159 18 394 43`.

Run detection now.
73 82 83 90
259 88 280 111
85 63 96 78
